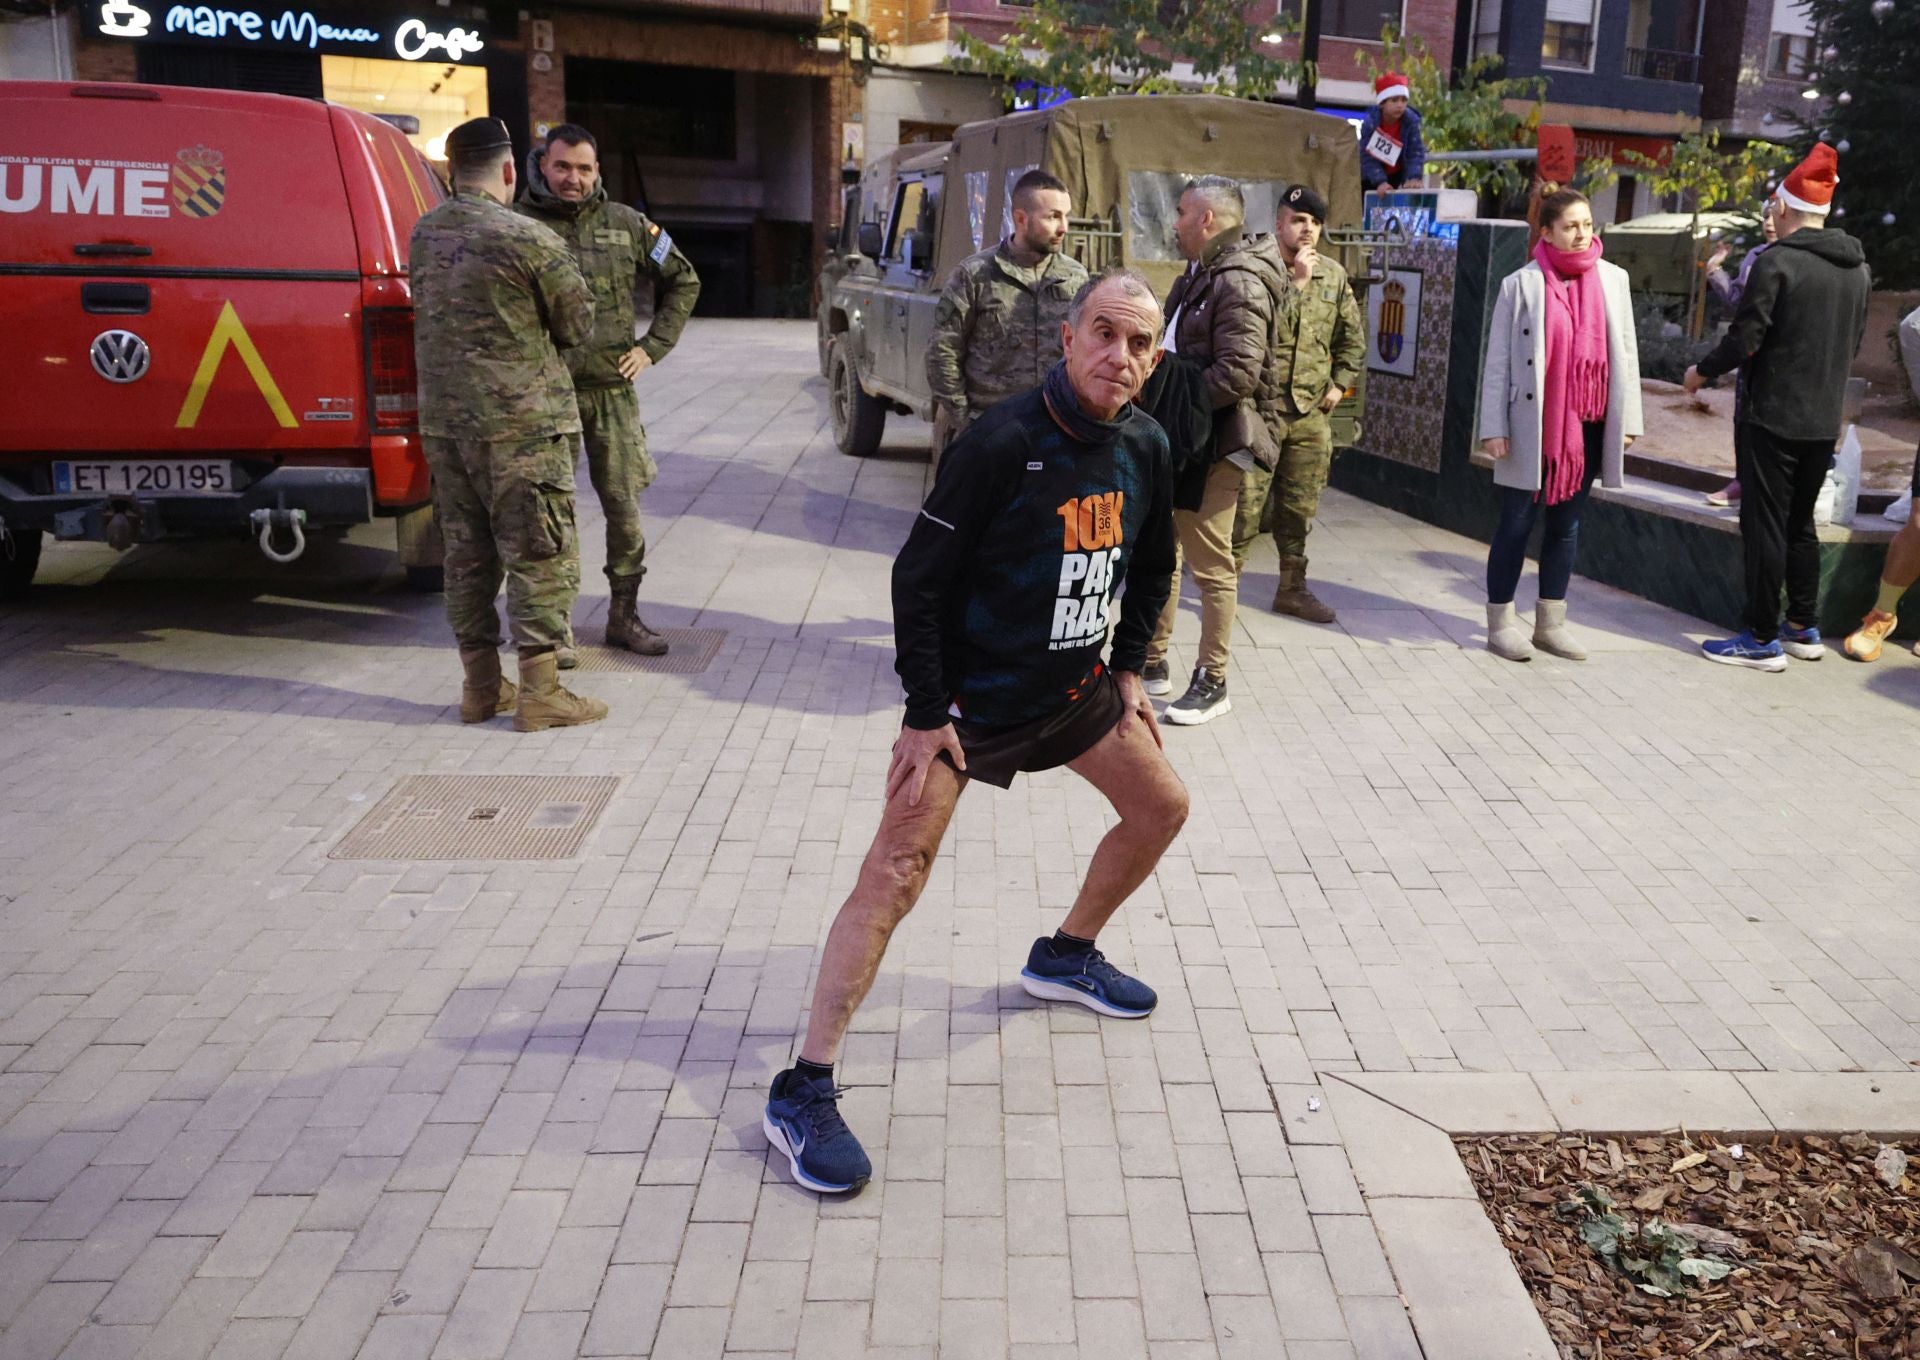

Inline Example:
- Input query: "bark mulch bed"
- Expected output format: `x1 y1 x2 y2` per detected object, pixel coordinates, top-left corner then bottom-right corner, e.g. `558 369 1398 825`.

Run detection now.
1458 1131 1920 1359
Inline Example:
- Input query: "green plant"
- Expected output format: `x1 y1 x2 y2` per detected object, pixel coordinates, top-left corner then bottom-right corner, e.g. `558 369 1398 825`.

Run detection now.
953 0 1311 102
1555 1186 1735 1298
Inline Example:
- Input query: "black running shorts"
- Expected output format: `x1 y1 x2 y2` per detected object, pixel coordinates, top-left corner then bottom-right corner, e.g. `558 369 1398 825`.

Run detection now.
937 666 1125 789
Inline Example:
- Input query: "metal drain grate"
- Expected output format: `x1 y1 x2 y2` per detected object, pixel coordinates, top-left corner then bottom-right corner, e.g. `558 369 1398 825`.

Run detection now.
570 628 727 675
331 775 620 861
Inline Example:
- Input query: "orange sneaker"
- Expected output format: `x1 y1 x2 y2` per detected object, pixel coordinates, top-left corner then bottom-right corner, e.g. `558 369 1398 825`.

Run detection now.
1844 610 1899 662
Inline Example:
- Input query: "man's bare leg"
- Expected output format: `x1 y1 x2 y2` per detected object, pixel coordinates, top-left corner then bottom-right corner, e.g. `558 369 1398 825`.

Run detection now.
1845 507 1920 661
1059 713 1190 939
797 758 966 1065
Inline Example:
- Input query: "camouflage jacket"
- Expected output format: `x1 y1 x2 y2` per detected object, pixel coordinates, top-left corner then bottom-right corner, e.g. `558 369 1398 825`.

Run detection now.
1164 229 1296 470
410 191 594 441
927 241 1088 417
518 151 701 390
1274 253 1365 417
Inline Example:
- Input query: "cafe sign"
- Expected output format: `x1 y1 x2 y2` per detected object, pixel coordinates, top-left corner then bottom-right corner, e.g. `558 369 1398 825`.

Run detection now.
88 0 486 61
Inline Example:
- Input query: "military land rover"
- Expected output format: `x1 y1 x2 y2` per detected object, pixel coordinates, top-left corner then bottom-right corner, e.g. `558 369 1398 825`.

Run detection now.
817 95 1368 462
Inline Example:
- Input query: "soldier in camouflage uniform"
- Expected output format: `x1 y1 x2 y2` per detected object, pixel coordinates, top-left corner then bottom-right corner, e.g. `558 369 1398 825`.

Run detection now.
1232 184 1366 624
926 169 1088 454
410 117 607 732
519 123 701 664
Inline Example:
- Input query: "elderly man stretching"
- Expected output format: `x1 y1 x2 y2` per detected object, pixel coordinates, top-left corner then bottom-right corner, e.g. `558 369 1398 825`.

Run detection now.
764 268 1186 1195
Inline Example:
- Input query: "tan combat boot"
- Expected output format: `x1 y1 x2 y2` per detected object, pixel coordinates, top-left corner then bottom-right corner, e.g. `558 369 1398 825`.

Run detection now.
514 649 608 732
458 645 516 723
1272 556 1337 624
606 574 669 656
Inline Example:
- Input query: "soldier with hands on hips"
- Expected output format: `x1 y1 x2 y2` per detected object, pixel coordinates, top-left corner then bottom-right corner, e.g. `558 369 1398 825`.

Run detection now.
520 122 701 663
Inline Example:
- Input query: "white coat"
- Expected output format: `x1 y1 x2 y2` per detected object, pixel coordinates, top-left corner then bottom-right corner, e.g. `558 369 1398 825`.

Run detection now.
1477 258 1643 495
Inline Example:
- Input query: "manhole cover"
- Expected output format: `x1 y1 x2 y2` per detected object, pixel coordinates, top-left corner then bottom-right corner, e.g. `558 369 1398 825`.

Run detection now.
570 628 726 674
331 775 619 861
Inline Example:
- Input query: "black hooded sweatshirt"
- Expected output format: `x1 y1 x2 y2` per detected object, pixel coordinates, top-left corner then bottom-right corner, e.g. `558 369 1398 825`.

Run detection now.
1696 226 1870 443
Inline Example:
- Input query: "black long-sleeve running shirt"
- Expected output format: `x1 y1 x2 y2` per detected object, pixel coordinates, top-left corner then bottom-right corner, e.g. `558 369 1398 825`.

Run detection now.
892 389 1176 731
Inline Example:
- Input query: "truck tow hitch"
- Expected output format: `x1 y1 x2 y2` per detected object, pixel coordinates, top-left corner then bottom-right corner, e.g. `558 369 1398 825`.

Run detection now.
251 506 308 564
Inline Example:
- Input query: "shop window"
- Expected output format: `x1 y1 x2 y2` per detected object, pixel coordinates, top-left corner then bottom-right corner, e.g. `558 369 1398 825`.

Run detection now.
136 42 323 98
565 58 736 164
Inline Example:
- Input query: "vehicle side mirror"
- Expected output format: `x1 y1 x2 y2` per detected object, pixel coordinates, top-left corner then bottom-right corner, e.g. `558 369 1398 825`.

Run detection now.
906 230 932 274
857 221 883 261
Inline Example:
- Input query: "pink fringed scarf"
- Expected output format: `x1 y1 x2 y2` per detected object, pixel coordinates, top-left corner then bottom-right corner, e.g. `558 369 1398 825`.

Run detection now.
1532 237 1609 505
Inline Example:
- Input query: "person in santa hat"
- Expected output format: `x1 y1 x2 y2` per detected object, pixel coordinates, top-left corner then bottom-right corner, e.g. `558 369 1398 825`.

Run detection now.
1686 142 1871 671
1357 72 1426 192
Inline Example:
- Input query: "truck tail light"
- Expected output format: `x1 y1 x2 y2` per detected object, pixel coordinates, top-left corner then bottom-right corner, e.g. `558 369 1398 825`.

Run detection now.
364 308 419 432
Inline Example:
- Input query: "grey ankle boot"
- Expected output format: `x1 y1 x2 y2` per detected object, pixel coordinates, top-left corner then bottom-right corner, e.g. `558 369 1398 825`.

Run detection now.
1486 602 1533 662
1533 599 1587 661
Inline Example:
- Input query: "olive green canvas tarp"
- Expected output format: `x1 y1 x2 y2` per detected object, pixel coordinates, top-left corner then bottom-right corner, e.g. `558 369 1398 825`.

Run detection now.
936 95 1363 298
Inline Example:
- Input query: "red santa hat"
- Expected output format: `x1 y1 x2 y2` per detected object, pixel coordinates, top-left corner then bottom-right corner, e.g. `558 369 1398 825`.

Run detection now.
1776 143 1838 214
1373 72 1410 104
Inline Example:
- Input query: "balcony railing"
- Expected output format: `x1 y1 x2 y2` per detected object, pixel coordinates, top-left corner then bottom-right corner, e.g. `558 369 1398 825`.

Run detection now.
1624 46 1700 83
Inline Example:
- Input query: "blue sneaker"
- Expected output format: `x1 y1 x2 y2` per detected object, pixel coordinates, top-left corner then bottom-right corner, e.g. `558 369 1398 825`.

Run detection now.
1778 623 1826 661
1701 630 1787 672
763 1069 871 1195
1019 937 1157 1018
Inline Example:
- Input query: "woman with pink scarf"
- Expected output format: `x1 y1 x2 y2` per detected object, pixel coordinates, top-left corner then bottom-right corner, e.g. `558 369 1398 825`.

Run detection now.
1477 188 1643 662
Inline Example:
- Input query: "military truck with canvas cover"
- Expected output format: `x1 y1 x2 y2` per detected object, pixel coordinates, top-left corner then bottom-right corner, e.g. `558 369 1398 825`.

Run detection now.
819 94 1366 461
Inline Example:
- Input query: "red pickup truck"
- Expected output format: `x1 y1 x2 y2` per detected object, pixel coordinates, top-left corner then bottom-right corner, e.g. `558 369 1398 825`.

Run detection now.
0 81 445 598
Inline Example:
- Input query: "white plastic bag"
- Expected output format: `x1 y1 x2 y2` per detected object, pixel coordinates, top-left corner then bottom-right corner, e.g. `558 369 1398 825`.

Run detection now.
1817 425 1862 527
1888 490 1915 524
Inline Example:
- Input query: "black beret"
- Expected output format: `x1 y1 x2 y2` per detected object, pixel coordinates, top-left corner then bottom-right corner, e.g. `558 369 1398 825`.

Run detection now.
445 117 513 162
1282 184 1330 221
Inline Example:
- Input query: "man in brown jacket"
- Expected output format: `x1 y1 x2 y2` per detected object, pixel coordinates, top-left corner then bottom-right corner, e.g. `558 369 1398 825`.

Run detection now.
1143 176 1296 726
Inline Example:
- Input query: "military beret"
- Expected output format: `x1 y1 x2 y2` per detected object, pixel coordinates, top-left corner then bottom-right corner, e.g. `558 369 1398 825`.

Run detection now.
1282 184 1329 222
445 117 513 163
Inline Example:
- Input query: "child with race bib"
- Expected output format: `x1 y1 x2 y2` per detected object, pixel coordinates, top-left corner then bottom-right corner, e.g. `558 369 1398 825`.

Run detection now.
1357 72 1426 192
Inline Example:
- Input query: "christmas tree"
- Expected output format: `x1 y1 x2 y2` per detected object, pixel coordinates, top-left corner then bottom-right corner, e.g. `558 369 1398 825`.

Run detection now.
1794 0 1919 286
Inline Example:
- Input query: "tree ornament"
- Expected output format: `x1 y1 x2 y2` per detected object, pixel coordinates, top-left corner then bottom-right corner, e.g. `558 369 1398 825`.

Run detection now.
1837 139 1852 152
1836 90 1853 104
1886 212 1899 225
1872 0 1893 19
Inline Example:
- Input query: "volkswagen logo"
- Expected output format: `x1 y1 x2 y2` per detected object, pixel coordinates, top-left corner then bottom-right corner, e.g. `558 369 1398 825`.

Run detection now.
90 330 151 383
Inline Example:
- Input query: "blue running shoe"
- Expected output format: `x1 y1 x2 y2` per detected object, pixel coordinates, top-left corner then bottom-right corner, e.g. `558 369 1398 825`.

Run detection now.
1019 937 1157 1018
763 1069 870 1195
1701 631 1787 672
1778 623 1826 661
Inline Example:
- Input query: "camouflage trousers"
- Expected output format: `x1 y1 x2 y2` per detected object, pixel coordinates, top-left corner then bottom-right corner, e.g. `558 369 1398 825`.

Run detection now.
575 384 657 584
424 434 580 653
1232 409 1336 565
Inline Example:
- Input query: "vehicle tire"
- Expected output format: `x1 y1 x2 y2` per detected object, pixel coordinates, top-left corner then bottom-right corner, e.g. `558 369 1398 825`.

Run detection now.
0 525 43 603
829 340 887 458
394 503 445 593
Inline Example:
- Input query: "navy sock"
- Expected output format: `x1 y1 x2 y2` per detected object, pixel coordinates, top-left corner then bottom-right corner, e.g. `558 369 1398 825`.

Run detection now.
1049 930 1096 958
792 1057 834 1084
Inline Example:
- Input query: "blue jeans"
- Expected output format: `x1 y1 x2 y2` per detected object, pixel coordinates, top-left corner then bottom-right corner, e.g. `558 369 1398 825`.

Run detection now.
1486 422 1602 606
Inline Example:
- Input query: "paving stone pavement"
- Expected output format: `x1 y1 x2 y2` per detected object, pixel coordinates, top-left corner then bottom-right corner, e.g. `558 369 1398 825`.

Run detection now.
3 319 1919 1360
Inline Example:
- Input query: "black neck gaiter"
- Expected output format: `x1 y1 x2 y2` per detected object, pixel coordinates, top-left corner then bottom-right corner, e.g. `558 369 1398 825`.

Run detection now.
1042 361 1129 445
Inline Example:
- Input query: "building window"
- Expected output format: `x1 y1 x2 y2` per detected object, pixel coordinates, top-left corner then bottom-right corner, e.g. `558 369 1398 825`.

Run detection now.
1275 0 1404 41
1768 32 1814 75
1470 0 1502 58
1768 0 1816 76
1542 0 1595 68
